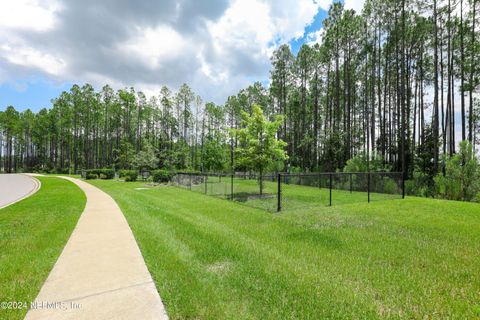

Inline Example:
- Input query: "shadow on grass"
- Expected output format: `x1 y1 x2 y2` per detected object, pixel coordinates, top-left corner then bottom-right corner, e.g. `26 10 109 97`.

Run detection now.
232 192 276 203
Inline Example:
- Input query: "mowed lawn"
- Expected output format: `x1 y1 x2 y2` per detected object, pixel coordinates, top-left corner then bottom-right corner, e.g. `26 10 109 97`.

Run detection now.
0 177 86 320
186 176 402 212
90 179 480 319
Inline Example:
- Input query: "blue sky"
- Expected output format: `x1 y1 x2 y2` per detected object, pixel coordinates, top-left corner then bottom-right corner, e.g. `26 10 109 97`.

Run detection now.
290 9 329 55
0 0 346 112
0 79 72 112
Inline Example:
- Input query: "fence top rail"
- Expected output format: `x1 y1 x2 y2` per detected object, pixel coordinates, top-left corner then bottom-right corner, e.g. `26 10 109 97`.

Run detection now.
280 171 402 177
174 171 403 179
175 172 278 178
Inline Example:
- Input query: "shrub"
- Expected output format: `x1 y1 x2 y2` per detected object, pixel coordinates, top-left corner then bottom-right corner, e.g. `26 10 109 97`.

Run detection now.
119 170 138 182
85 168 115 179
152 169 174 183
405 170 435 197
434 141 480 201
86 173 98 180
100 169 115 179
118 170 128 178
382 177 399 194
53 167 70 174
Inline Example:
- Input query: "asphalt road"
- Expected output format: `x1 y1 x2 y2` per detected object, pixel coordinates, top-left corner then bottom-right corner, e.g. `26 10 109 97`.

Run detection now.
0 174 40 209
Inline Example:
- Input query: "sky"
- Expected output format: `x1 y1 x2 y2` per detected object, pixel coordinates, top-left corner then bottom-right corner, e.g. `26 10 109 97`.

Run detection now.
0 0 365 112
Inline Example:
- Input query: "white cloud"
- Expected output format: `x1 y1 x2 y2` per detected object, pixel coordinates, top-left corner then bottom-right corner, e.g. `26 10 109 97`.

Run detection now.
121 25 187 68
208 0 273 52
0 43 65 76
267 0 323 41
0 0 326 104
344 0 365 13
318 0 333 11
204 0 323 84
0 0 61 31
306 27 325 46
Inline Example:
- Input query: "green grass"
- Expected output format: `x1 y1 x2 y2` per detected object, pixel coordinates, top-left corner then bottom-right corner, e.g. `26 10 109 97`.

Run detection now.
90 179 480 319
186 177 402 211
0 177 86 320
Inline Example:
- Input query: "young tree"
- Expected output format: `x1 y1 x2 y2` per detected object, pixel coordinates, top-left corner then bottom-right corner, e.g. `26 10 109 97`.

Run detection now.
133 142 158 170
233 104 287 194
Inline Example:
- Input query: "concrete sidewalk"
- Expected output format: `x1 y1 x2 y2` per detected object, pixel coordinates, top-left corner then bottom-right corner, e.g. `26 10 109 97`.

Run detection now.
25 177 168 320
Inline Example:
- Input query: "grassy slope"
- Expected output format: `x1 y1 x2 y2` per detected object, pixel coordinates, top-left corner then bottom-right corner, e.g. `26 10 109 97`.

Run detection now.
91 180 480 319
0 177 86 320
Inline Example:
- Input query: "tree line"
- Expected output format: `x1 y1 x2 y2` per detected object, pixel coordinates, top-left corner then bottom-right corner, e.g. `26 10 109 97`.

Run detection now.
0 0 479 186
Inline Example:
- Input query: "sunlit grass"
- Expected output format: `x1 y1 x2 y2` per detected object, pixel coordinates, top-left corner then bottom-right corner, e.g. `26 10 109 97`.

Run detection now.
91 179 480 319
186 177 402 211
0 177 86 320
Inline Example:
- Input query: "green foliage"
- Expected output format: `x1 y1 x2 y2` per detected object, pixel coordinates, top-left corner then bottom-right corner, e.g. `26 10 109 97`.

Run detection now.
90 179 480 319
232 104 287 194
233 104 287 174
434 141 480 201
320 132 345 172
85 173 98 180
133 142 158 170
413 125 436 192
343 152 390 173
405 126 437 197
405 170 436 197
152 169 175 183
114 139 135 170
202 136 227 172
85 168 114 180
382 177 399 194
0 177 85 320
172 140 191 169
119 169 138 182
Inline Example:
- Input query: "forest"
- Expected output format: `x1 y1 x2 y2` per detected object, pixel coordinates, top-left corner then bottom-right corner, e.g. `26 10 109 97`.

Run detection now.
0 0 479 199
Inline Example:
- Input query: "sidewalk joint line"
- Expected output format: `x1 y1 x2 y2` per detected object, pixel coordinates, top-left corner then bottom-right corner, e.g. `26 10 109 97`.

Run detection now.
55 280 155 304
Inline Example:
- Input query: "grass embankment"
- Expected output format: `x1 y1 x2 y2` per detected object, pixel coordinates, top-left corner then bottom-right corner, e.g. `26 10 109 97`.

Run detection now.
90 179 480 319
0 177 86 320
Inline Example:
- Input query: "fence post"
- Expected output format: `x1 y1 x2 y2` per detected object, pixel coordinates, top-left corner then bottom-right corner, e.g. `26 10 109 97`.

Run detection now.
329 173 332 206
277 173 281 212
231 173 234 200
367 172 371 203
350 173 353 193
189 174 192 190
205 175 208 194
402 172 405 199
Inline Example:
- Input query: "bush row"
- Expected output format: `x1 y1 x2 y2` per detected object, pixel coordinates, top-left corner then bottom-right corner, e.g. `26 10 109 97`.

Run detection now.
85 168 115 180
152 169 175 183
118 169 138 182
83 168 177 183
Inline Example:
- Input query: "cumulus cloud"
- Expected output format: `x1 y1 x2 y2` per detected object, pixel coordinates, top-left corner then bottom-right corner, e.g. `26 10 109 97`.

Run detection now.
0 0 323 103
306 28 325 46
344 0 365 13
0 0 62 32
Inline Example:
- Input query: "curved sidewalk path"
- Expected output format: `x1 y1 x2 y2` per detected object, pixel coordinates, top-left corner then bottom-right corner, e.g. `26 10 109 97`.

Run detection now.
0 174 40 209
25 176 168 320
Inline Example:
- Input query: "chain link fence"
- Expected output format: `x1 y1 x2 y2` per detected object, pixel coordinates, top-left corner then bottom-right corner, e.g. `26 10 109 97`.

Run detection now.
172 172 404 212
